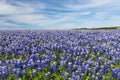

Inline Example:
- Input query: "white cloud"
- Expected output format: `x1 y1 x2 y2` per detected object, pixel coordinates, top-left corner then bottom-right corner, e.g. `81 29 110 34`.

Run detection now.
2 11 92 28
0 0 16 14
0 19 22 30
0 0 45 15
66 0 120 10
0 0 120 29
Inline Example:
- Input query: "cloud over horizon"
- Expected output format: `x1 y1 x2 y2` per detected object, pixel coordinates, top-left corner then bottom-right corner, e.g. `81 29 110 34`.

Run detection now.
0 0 120 30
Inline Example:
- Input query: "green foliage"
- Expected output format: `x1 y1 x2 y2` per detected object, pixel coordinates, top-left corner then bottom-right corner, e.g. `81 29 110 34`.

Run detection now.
7 54 12 60
0 53 6 60
21 55 26 61
1 49 120 80
58 66 67 72
104 72 111 79
39 52 45 58
114 61 120 68
8 74 18 80
34 71 65 80
5 67 66 80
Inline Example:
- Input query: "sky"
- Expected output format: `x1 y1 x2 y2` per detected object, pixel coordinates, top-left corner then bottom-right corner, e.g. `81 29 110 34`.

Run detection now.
0 0 120 30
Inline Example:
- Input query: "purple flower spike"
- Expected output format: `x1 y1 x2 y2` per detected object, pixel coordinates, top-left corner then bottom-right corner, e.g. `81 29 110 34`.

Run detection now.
45 72 50 78
32 70 36 77
68 62 72 74
50 62 57 73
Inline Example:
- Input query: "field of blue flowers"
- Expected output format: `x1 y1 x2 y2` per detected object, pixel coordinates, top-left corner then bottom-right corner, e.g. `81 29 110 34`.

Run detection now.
0 30 120 80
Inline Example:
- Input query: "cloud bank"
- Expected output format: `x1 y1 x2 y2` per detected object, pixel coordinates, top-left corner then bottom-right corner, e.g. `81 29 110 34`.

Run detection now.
0 0 120 29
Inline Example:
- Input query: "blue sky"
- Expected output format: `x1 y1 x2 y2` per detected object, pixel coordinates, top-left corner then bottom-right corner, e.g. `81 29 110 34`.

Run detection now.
0 0 120 30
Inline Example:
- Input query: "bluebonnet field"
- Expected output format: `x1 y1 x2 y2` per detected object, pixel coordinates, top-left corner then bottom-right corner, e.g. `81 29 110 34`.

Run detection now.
0 30 120 80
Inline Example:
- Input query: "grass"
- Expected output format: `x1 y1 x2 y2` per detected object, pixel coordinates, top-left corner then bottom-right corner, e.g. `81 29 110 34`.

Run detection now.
114 61 120 69
104 72 112 79
21 55 26 61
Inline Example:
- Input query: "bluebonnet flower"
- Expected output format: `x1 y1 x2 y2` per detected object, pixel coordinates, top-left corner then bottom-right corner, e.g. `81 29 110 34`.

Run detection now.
45 72 50 78
79 73 84 80
27 63 31 68
52 54 56 60
63 72 68 78
32 70 36 77
68 62 72 74
95 76 98 80
30 61 35 68
22 70 26 76
50 62 57 73
16 70 20 78
73 61 77 67
112 68 120 78
60 60 65 67
41 60 46 69
37 67 41 72
92 74 95 80
67 54 72 62
117 72 120 80
7 66 12 74
45 58 49 64
68 78 72 80
72 74 77 80
77 67 82 73
1 71 7 80
102 76 105 80
22 65 26 70
60 55 65 60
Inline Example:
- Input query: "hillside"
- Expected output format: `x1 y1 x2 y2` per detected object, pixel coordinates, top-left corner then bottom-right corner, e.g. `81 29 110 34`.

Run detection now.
73 26 120 30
